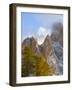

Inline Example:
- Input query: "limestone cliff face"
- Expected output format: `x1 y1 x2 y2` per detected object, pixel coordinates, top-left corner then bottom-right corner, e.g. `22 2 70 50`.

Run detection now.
22 37 41 55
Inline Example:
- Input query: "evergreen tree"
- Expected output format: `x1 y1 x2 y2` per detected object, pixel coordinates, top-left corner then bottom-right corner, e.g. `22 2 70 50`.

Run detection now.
22 46 55 77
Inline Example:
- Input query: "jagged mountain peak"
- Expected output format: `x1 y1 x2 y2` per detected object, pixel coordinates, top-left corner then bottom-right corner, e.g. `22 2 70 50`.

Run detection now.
22 37 37 46
45 35 50 39
43 35 50 41
42 35 53 51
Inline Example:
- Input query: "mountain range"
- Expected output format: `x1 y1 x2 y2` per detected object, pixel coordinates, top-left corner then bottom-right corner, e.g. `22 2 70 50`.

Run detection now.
21 27 63 77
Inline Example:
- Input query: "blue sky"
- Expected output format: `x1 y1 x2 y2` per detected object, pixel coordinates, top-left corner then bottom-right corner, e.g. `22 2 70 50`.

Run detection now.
21 12 63 44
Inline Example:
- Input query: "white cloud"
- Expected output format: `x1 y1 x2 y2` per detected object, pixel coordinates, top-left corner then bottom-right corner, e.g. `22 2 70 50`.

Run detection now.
38 27 47 36
35 27 51 45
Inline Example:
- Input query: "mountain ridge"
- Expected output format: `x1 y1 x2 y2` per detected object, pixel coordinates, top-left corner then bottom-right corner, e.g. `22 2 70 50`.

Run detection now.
22 33 63 76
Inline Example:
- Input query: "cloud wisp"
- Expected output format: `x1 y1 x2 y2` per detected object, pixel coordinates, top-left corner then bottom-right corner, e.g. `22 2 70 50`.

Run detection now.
34 27 52 45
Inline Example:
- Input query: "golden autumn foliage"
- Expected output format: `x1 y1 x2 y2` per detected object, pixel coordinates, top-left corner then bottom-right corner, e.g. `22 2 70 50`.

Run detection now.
22 46 55 77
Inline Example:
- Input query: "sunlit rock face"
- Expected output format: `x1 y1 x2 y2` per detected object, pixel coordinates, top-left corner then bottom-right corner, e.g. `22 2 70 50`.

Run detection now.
22 37 41 56
40 35 63 75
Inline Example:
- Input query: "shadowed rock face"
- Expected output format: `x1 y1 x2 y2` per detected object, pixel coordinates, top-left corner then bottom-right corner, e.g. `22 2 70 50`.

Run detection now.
51 22 63 47
22 34 63 75
51 23 63 74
